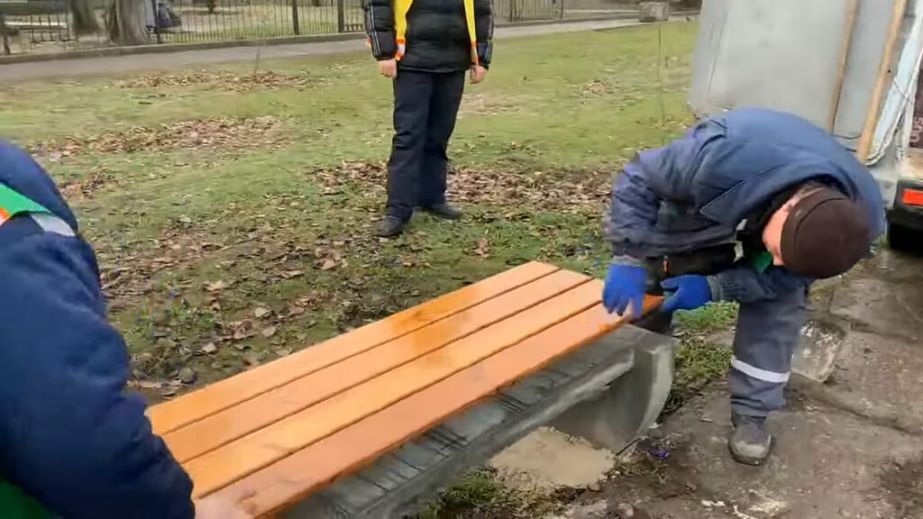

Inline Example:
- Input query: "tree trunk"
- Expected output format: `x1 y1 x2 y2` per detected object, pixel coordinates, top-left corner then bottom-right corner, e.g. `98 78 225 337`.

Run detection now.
71 0 102 35
106 0 150 45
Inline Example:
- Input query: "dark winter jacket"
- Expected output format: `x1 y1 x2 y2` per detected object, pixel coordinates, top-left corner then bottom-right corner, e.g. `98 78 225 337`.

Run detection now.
363 0 493 72
605 107 886 303
0 141 194 518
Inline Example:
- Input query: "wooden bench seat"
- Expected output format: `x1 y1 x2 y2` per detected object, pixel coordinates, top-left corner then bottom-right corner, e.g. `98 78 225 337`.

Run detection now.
150 262 662 517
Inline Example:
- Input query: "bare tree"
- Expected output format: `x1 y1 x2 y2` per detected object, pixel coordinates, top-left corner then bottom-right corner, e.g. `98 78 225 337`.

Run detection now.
106 0 150 45
71 0 102 35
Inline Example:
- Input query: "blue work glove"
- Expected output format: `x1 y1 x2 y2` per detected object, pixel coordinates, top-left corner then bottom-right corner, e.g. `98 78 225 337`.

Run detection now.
660 275 712 313
602 264 647 317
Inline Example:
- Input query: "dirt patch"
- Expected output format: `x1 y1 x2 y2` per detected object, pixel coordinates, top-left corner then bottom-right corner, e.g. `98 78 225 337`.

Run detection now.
458 93 520 117
312 161 612 213
28 116 286 158
115 70 323 92
490 427 615 491
880 456 923 518
581 80 616 96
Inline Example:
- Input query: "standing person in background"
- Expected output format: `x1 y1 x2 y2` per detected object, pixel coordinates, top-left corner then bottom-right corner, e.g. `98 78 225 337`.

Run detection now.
363 0 493 237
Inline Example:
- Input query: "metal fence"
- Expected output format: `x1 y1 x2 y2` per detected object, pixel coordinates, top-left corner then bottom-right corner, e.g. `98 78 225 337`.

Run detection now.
0 0 643 57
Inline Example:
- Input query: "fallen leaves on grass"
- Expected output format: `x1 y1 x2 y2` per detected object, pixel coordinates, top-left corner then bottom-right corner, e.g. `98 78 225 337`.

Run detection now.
29 116 285 158
59 169 115 200
581 79 616 96
312 161 611 214
115 70 322 92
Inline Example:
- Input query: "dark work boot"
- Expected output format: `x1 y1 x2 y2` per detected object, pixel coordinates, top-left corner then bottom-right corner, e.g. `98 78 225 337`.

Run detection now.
421 203 462 220
729 413 772 465
376 216 406 238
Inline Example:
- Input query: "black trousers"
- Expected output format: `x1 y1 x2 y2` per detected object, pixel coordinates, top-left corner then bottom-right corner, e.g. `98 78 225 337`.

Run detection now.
386 69 466 220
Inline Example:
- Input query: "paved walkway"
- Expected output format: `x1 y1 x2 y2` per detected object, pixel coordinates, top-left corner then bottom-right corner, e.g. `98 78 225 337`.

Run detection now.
0 18 651 83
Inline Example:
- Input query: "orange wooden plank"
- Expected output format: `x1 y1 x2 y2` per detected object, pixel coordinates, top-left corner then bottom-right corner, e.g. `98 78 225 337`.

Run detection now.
164 270 589 463
149 262 559 435
184 280 605 497
195 294 662 517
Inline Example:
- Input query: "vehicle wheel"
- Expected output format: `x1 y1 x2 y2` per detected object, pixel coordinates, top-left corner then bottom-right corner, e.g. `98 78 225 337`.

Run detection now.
887 223 921 252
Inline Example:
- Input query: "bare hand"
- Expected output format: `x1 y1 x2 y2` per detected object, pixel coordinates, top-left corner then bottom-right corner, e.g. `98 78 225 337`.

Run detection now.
378 59 398 79
469 65 487 84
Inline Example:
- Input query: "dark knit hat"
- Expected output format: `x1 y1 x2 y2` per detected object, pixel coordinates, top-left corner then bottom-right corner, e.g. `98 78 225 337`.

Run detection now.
780 187 872 279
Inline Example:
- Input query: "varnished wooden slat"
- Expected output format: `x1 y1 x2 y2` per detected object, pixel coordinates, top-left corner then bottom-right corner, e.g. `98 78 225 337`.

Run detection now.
195 295 662 517
149 262 559 435
185 280 607 498
164 270 590 463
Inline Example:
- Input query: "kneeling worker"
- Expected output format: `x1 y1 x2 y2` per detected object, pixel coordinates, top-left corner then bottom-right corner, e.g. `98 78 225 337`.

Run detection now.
602 108 885 465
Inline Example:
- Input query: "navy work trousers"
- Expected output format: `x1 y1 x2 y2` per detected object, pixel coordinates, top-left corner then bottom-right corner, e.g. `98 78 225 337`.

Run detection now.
386 69 466 220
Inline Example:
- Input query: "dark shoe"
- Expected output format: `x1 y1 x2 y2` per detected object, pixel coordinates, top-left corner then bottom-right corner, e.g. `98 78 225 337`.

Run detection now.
421 203 462 220
729 413 772 465
376 216 406 238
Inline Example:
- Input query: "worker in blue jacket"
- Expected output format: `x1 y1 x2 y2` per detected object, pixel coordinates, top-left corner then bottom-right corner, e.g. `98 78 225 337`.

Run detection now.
0 140 194 518
602 108 885 465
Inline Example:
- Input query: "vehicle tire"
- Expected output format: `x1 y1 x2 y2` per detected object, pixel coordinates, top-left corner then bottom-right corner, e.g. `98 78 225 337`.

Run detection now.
887 223 921 252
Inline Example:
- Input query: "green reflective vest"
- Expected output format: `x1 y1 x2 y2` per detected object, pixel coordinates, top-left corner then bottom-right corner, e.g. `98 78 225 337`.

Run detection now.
0 480 51 518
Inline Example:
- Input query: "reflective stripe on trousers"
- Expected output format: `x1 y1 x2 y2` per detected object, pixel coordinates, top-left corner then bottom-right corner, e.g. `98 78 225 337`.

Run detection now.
729 285 808 417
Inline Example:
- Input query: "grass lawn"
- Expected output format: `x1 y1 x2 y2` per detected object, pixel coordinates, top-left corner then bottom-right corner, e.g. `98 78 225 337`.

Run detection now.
2 20 740 517
0 21 732 417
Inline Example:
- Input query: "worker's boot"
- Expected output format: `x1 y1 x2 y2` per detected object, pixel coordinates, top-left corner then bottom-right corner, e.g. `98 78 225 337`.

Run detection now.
421 203 462 220
376 216 406 238
729 413 772 466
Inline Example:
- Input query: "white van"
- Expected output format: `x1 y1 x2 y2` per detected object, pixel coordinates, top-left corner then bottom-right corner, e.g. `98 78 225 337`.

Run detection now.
688 0 923 249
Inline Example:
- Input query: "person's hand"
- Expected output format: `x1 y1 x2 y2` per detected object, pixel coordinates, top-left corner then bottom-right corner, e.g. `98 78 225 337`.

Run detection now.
195 497 251 519
602 264 647 318
469 65 487 84
660 275 711 313
378 59 398 79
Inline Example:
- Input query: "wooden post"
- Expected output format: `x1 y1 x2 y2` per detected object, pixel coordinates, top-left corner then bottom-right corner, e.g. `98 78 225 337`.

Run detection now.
337 0 345 32
291 0 301 35
827 0 860 132
855 0 908 162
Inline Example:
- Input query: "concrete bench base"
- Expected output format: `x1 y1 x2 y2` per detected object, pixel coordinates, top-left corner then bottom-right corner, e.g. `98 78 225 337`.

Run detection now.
286 324 675 518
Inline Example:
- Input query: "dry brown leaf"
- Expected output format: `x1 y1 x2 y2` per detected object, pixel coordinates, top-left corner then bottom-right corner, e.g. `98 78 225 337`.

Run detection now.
320 259 338 271
261 326 278 338
200 343 218 354
475 237 490 257
244 352 262 367
253 307 271 319
128 380 164 390
205 280 228 292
